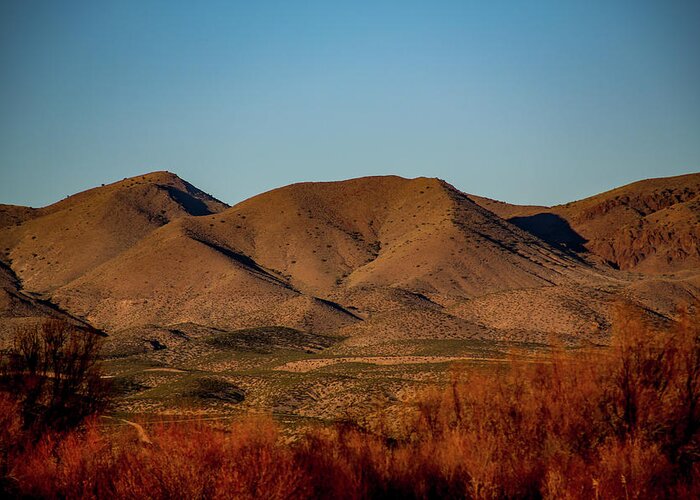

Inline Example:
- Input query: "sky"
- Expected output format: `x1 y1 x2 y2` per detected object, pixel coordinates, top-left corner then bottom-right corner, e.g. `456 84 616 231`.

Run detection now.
1 0 699 208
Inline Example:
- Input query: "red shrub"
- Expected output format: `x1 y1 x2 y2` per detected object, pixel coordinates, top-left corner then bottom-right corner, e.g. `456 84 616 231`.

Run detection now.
3 304 700 499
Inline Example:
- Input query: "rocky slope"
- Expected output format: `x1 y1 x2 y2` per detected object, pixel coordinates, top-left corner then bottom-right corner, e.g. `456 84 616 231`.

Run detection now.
471 172 700 273
1 171 697 355
0 172 229 294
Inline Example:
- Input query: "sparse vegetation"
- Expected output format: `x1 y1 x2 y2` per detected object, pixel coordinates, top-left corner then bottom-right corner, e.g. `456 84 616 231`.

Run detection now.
206 326 337 353
1 305 699 498
0 320 110 495
0 320 109 435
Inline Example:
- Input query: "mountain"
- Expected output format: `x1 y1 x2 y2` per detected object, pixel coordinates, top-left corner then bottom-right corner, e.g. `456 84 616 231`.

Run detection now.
471 172 700 273
51 175 612 340
0 171 228 294
3 170 699 420
1 171 697 353
189 176 593 299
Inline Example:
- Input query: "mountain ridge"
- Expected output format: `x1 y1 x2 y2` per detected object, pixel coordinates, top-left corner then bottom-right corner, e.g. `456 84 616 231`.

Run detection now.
0 171 697 353
470 172 700 272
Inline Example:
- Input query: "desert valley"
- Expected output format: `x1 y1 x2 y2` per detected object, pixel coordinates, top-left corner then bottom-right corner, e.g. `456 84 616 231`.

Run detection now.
2 171 698 424
3 1 699 496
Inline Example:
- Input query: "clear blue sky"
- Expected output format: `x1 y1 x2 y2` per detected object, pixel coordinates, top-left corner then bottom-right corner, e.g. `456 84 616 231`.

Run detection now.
1 0 699 208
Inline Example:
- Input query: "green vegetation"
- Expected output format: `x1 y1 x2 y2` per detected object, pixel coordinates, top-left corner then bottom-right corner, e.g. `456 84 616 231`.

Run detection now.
205 326 339 353
1 305 700 498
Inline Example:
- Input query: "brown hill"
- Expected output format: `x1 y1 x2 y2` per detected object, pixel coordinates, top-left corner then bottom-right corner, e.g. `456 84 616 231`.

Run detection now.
2 171 698 357
3 170 699 421
188 176 595 302
51 220 358 334
38 175 604 340
471 172 700 273
0 171 229 294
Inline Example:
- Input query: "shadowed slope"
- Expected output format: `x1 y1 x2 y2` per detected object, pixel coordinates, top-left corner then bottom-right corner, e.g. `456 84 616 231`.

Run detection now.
51 221 358 333
0 261 92 339
187 176 596 309
471 172 700 273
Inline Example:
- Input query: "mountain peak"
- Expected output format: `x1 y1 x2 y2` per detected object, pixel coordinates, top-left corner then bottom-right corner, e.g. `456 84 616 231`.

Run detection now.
0 170 228 292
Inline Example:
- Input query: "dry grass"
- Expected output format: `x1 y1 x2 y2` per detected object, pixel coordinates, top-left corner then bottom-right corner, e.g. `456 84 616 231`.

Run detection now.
2 304 699 499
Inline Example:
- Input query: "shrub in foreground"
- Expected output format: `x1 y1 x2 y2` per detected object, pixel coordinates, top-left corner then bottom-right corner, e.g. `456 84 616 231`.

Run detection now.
2 304 699 499
0 320 108 434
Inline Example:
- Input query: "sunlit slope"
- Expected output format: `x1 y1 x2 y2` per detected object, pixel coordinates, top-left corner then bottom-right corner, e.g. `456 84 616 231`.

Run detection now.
0 172 228 293
189 176 594 307
472 172 700 273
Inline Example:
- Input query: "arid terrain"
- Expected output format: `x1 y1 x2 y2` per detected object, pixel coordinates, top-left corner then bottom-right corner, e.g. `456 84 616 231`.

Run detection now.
1 172 699 423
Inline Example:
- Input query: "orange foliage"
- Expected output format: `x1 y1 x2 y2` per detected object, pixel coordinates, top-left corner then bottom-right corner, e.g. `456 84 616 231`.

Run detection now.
2 304 699 499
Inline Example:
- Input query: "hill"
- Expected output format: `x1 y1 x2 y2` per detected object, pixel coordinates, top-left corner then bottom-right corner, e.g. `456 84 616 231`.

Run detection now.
1 171 698 421
41 175 612 342
5 172 696 345
0 171 229 294
471 172 700 273
189 176 594 298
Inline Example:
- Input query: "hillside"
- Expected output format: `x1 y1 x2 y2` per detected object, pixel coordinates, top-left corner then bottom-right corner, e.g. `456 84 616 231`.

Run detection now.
51 219 359 335
4 172 695 345
22 175 602 340
0 171 229 294
188 176 595 299
2 171 698 421
471 172 700 273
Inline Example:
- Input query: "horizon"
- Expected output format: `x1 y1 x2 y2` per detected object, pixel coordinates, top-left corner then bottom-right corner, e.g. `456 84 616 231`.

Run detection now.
4 168 700 210
2 1 699 208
